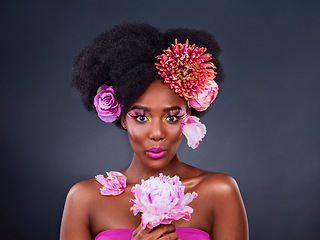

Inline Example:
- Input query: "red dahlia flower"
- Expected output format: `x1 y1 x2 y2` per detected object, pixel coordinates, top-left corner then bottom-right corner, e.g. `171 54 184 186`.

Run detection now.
155 39 217 101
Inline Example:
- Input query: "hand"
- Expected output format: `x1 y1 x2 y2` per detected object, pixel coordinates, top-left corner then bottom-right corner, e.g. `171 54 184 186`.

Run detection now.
132 224 180 240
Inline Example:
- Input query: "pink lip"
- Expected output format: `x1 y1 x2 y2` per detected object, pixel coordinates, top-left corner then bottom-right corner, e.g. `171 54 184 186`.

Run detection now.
147 147 166 159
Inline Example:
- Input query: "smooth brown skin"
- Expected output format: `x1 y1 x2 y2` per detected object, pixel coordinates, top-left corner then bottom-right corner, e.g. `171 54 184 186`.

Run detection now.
60 79 249 240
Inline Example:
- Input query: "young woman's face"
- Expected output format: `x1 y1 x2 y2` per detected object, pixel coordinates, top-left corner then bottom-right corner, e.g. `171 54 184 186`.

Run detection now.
123 79 188 170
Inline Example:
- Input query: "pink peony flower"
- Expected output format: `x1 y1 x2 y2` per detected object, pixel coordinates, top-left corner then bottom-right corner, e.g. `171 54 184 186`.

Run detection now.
95 171 127 196
130 174 197 229
93 84 121 123
181 115 206 149
155 39 217 102
189 80 219 111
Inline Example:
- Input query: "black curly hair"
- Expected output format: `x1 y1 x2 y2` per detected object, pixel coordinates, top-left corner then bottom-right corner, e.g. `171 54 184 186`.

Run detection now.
71 23 224 128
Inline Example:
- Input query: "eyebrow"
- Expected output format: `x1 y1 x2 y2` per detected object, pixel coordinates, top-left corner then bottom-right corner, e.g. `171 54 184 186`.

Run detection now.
130 105 182 112
130 105 150 112
164 106 182 112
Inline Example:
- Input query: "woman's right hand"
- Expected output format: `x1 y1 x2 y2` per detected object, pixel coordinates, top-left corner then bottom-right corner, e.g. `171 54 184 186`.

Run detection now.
132 224 180 240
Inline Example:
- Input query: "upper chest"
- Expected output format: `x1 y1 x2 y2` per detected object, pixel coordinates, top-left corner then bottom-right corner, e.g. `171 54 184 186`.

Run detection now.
89 180 214 236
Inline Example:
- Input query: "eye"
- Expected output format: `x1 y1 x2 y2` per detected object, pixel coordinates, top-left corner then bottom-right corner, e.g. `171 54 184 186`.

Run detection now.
166 115 178 122
136 115 149 122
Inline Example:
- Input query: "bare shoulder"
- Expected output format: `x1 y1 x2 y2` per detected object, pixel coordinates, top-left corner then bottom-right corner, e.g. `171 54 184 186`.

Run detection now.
204 172 239 189
182 164 241 196
198 172 248 239
65 178 101 208
60 179 102 239
68 178 99 194
197 172 242 201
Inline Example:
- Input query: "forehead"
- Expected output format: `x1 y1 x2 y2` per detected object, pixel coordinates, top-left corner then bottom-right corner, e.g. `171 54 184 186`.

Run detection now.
132 79 187 111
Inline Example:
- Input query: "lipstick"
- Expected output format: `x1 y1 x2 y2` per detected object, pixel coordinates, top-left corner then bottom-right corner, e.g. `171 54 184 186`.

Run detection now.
147 147 166 159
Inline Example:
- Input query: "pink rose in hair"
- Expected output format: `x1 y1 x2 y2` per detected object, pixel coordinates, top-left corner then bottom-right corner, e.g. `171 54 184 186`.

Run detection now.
189 80 219 111
130 173 197 229
94 84 121 123
181 115 206 149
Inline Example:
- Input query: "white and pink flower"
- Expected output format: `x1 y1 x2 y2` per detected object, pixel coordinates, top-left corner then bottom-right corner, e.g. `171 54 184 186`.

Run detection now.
130 173 197 229
181 115 206 149
95 171 127 196
93 84 121 123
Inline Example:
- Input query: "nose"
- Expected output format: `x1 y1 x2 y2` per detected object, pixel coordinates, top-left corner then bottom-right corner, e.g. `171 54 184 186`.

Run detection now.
149 119 165 141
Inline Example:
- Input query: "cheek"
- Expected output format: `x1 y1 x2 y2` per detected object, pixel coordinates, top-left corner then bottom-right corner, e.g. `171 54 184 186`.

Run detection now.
126 119 146 143
128 127 145 143
166 123 183 142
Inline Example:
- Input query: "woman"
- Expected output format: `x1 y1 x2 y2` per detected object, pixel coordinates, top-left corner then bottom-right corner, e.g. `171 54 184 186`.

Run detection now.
60 23 248 240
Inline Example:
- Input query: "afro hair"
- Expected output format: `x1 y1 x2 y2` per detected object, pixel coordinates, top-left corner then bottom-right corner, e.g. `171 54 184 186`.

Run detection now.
71 23 224 128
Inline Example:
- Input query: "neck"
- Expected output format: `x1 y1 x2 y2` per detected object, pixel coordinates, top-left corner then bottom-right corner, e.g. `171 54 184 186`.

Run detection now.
122 153 187 184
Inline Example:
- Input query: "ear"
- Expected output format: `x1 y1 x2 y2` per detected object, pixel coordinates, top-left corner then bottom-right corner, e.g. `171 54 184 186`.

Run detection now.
121 115 127 130
186 100 192 115
187 107 192 116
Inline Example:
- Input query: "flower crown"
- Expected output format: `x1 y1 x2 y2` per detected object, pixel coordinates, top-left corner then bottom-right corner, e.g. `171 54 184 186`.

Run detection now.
93 40 218 148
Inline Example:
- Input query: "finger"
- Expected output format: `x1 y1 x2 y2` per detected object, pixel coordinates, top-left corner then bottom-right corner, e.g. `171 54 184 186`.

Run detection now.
132 224 142 237
150 224 176 238
158 231 179 240
132 224 153 238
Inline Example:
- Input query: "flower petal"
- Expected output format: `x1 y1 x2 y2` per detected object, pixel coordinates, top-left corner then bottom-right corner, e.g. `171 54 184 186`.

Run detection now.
181 115 206 149
95 171 127 196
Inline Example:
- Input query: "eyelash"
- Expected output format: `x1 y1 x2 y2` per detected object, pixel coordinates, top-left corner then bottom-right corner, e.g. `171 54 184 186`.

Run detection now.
164 110 185 123
127 110 150 122
127 109 185 123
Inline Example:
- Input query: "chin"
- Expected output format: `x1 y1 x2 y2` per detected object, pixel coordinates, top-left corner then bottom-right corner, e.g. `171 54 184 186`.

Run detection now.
144 153 178 171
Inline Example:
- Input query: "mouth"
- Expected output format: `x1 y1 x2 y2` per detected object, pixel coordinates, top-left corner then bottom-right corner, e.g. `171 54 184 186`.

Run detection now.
147 147 166 159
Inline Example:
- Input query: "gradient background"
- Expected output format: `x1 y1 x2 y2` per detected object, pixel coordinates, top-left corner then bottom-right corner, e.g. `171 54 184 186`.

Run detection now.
1 0 319 239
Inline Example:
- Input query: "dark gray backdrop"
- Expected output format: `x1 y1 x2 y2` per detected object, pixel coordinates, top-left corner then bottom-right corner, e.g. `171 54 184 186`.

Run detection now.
1 0 319 239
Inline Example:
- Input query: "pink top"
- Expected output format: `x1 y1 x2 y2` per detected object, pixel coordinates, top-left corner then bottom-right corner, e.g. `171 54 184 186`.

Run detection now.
95 227 210 240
